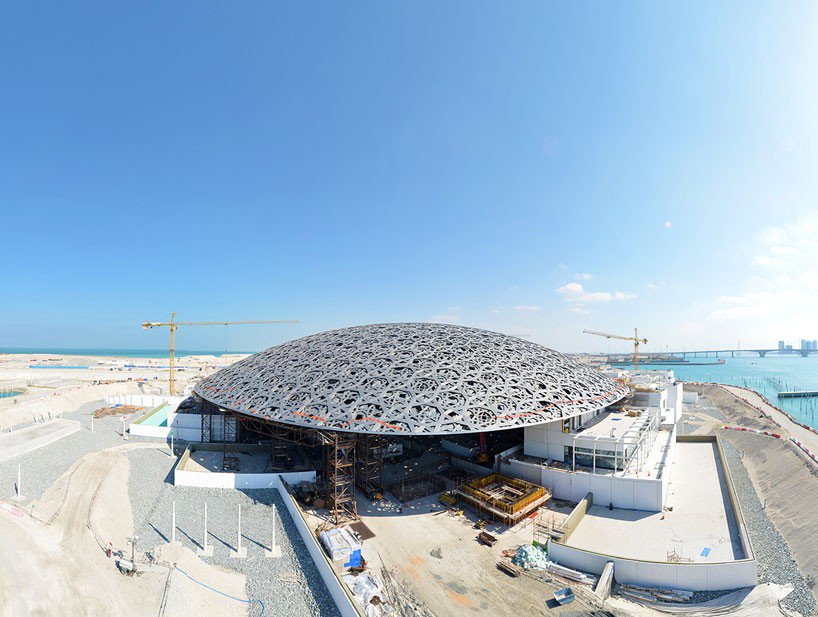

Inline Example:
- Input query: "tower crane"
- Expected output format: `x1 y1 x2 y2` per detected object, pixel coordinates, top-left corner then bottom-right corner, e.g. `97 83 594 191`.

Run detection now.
583 328 648 370
141 313 299 395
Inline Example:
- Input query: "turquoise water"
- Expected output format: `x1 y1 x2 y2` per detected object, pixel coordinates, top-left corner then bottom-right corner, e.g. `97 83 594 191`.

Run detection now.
619 356 818 429
0 347 253 358
0 390 23 399
138 403 170 427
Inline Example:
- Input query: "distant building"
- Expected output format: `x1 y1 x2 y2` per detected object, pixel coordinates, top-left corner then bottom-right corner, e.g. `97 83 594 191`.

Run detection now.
786 344 793 351
813 340 817 350
801 339 807 350
778 340 786 351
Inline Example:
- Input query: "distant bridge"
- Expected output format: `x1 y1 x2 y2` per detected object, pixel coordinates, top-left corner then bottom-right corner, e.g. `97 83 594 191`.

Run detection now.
653 348 817 359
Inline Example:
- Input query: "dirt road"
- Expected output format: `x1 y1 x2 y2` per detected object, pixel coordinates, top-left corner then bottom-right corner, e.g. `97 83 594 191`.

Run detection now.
0 444 246 617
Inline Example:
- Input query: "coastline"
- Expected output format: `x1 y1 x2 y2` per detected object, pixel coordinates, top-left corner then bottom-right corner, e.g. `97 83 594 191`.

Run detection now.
690 381 818 464
685 383 818 615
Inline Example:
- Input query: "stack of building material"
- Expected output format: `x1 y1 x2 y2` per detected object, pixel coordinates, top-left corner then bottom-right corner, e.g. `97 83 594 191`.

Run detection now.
319 527 362 562
546 562 596 585
620 584 693 604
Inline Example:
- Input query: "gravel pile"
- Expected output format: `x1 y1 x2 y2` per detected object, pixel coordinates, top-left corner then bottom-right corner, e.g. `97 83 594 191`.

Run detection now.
0 400 144 502
720 441 816 616
126 447 339 617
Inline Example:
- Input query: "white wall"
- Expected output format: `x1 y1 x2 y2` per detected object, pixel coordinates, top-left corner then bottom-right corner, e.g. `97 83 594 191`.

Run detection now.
275 476 360 617
524 420 569 461
172 413 203 442
504 458 664 511
174 467 316 489
106 394 185 408
682 390 699 404
547 541 757 592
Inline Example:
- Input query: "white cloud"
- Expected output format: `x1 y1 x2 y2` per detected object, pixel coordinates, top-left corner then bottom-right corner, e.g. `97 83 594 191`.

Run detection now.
706 213 818 339
556 282 636 304
753 255 779 266
514 305 542 312
574 273 592 280
770 245 798 256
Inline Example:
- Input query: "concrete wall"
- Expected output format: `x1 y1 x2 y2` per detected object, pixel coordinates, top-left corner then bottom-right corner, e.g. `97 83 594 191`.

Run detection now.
504 458 665 511
106 394 184 408
173 444 315 489
174 467 315 489
274 476 361 617
524 421 569 461
544 433 758 592
129 411 202 442
547 541 757 591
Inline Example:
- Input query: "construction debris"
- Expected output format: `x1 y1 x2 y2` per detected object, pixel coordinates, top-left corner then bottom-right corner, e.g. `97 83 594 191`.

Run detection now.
93 404 143 419
546 562 596 585
512 544 550 570
620 584 694 604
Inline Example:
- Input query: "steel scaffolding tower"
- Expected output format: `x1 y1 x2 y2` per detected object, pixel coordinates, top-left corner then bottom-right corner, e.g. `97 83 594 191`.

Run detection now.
324 433 357 523
355 434 383 497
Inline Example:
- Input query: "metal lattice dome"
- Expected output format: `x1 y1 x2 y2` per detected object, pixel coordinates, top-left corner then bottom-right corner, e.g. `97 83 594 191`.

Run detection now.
195 322 627 435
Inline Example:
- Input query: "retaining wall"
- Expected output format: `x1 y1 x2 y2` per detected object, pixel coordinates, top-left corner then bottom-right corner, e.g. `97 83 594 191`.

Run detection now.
545 434 758 592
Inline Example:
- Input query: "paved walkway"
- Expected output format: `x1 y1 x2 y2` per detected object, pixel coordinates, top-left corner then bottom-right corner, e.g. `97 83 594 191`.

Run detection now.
0 419 81 463
721 385 818 456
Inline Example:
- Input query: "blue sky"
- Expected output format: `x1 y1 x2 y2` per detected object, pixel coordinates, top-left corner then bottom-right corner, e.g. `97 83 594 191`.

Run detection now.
2 2 818 353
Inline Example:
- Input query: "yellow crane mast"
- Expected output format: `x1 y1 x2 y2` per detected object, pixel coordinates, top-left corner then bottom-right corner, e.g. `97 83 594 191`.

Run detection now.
141 313 299 395
582 328 648 370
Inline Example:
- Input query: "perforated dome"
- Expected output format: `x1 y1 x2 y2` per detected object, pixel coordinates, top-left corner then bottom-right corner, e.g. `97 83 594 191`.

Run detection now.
195 322 627 435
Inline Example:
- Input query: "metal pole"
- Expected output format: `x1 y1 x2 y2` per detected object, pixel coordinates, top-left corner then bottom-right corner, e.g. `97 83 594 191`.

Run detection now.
237 504 242 551
16 463 21 502
171 501 176 543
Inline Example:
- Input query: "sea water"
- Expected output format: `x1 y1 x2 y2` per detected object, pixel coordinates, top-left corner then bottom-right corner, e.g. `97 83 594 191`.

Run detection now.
618 355 818 429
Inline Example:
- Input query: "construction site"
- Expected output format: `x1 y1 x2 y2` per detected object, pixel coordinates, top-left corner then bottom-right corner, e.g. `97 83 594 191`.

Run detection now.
0 321 810 616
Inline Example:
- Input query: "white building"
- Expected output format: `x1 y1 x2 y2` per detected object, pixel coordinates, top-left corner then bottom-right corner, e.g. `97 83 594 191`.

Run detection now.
501 370 684 512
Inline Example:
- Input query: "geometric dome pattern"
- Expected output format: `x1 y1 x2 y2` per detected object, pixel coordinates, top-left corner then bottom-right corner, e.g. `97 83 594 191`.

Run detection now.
195 322 628 435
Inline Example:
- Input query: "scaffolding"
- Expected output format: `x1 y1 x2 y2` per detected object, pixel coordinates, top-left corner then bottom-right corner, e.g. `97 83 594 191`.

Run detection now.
355 434 383 497
236 416 360 524
325 432 357 523
222 412 239 471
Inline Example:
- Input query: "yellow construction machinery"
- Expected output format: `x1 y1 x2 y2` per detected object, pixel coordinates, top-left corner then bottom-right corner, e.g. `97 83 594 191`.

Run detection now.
141 313 298 395
583 328 648 370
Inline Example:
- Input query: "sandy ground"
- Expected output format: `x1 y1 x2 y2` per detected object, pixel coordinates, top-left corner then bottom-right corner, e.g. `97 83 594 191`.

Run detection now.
0 352 242 427
688 385 818 604
0 443 246 617
305 492 617 616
